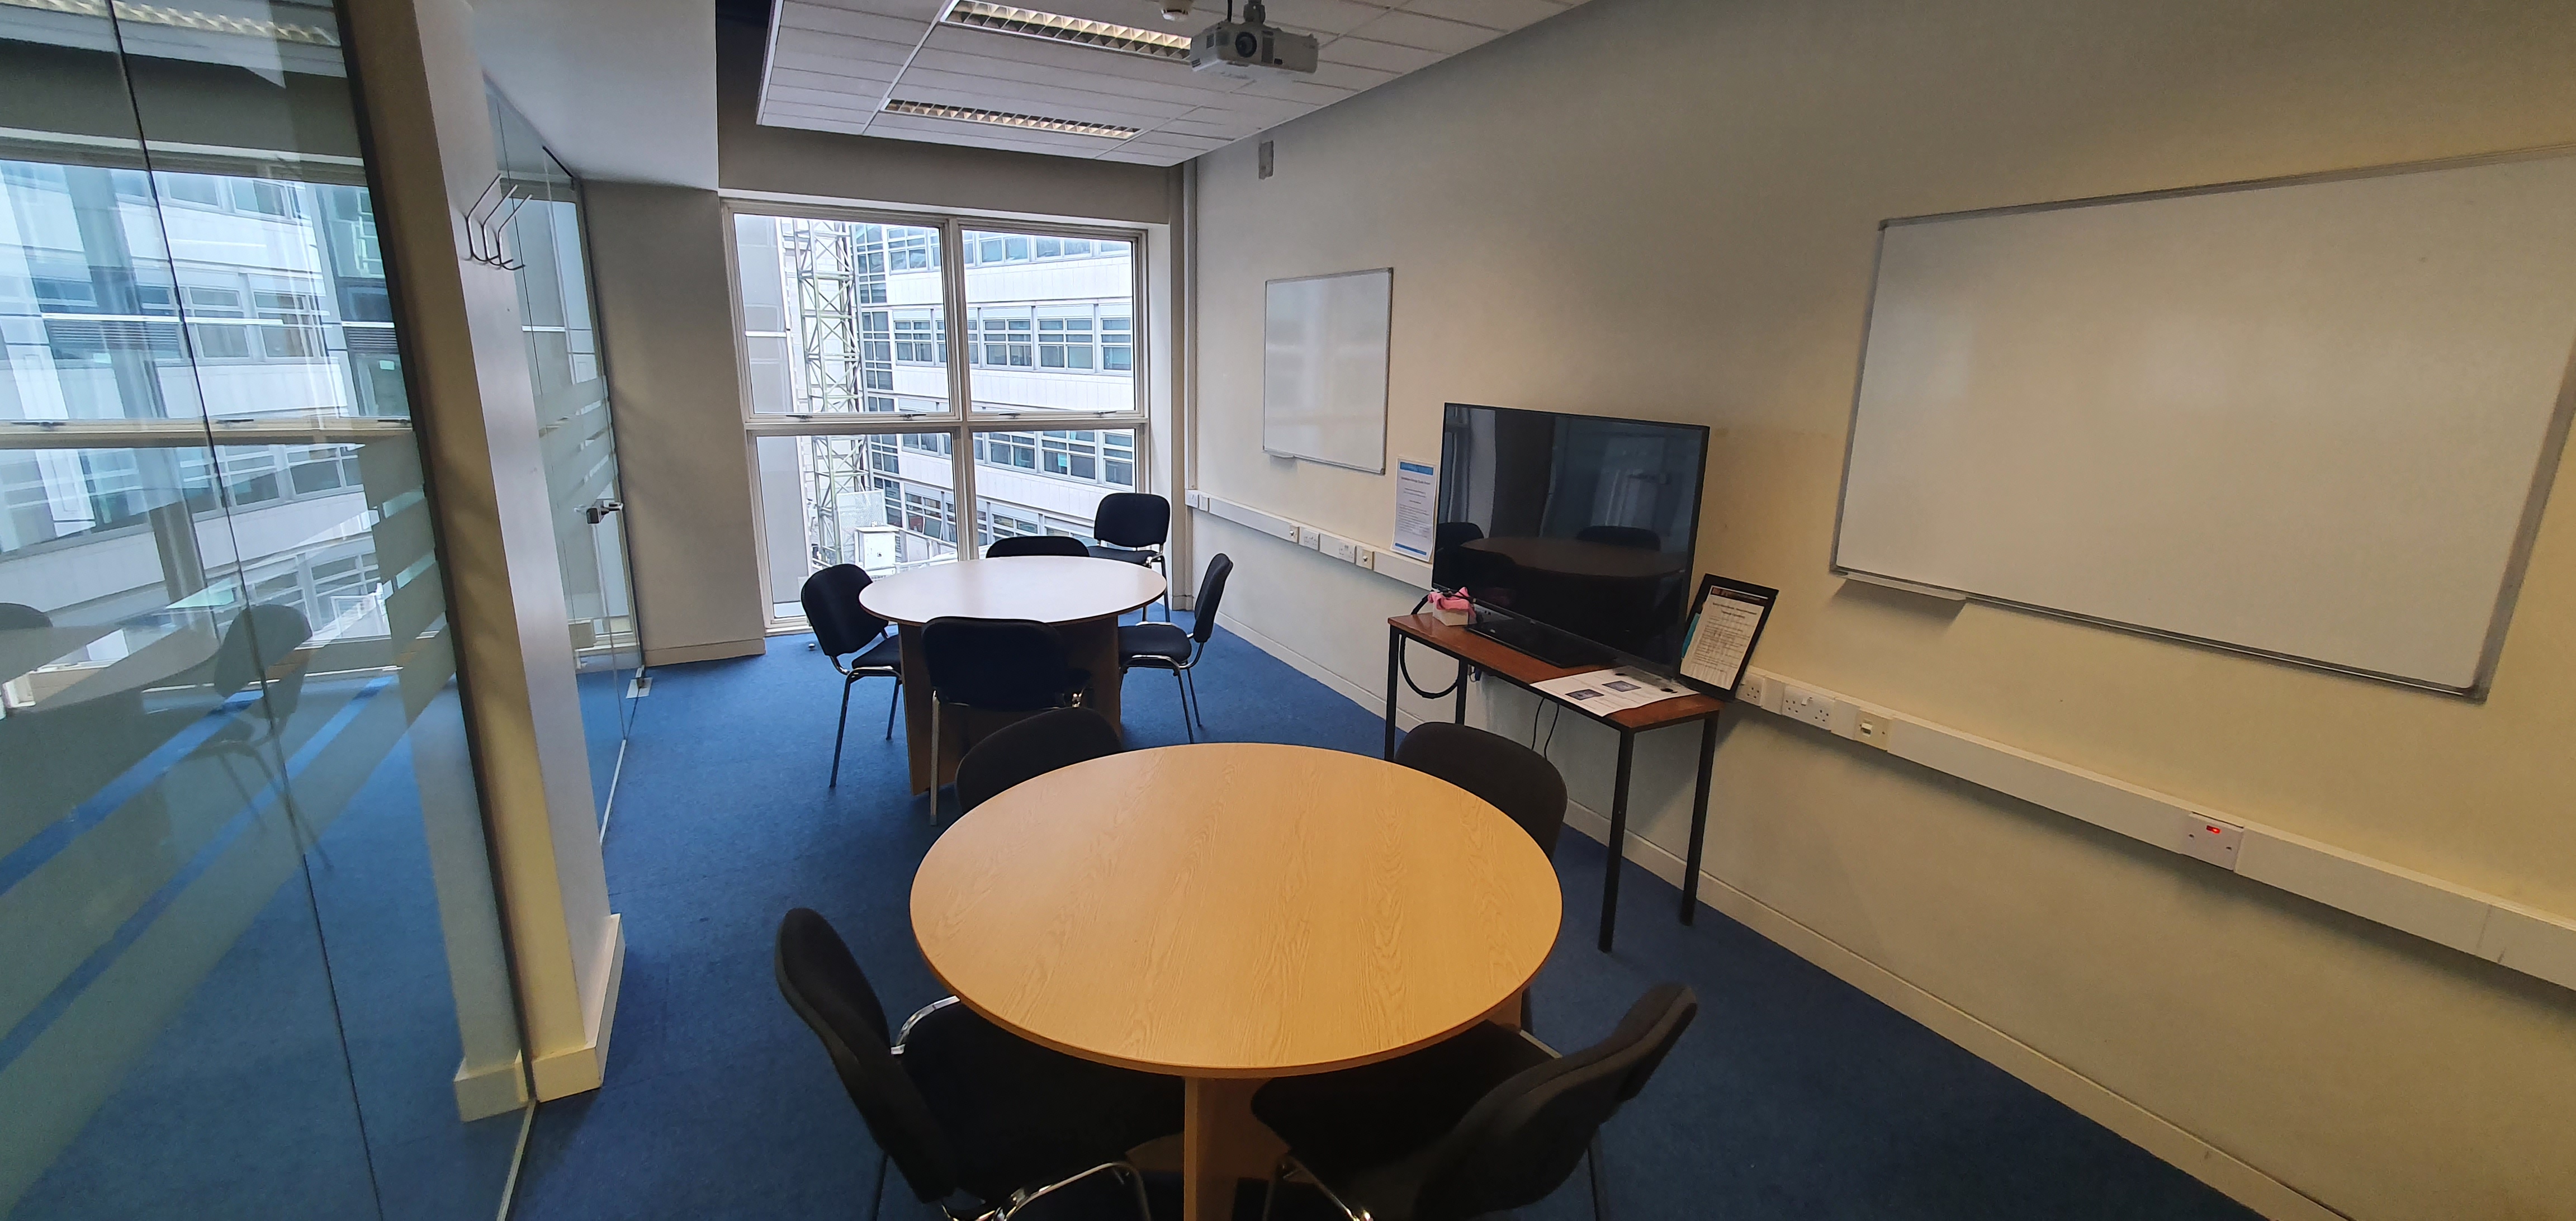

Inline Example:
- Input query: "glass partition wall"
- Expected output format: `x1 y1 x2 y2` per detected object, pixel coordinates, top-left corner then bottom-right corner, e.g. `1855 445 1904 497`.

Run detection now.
1 4 526 1219
730 210 1147 624
491 88 639 830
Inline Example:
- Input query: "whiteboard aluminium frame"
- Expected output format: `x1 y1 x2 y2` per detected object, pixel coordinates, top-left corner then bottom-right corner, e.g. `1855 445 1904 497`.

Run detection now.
1261 267 1393 474
1826 143 2576 701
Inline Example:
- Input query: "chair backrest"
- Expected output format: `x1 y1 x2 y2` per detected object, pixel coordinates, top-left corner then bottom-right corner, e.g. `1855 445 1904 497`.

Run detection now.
1395 722 1568 859
986 534 1090 559
1091 493 1170 550
800 564 889 659
920 617 1087 711
1188 553 1234 645
1412 983 1699 1221
215 603 313 725
0 602 51 630
1575 525 1661 551
774 908 962 1204
954 707 1123 813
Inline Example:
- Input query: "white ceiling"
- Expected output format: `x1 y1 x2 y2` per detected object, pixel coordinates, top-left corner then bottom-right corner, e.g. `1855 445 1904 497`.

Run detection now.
471 0 720 188
759 0 1587 166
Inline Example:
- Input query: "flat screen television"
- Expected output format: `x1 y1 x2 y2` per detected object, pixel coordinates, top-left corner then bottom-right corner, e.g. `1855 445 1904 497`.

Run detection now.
1434 404 1711 670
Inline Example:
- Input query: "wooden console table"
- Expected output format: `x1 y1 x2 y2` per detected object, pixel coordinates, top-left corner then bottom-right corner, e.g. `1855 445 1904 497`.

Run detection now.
1385 613 1729 951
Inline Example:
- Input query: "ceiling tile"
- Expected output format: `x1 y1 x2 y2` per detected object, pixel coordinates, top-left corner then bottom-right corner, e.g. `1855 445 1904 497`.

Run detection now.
1224 75 1356 106
1252 0 1401 36
776 2 933 42
1399 0 1565 28
1317 35 1446 73
771 27 922 68
770 66 897 93
768 86 893 110
1303 60 1398 91
904 44 1240 109
1343 10 1501 51
794 0 947 17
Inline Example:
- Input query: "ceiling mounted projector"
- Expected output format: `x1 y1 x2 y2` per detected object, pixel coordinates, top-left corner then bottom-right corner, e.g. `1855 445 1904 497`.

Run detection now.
1188 0 1318 81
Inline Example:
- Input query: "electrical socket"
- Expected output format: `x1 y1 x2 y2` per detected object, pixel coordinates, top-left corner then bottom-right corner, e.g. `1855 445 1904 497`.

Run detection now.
1356 547 1376 571
2178 817 2246 868
1327 536 1360 564
1778 685 1834 731
1305 528 1327 552
1737 674 1767 707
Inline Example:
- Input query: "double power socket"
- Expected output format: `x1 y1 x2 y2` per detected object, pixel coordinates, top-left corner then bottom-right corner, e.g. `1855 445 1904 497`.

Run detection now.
1738 671 1893 751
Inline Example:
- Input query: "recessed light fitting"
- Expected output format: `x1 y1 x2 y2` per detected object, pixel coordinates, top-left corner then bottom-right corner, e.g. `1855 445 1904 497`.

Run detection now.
944 1 1191 61
882 98 1139 140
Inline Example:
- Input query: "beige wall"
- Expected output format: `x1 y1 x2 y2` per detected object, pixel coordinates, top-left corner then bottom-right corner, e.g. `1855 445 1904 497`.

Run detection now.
714 18 1173 224
1188 1 2576 1218
585 182 769 665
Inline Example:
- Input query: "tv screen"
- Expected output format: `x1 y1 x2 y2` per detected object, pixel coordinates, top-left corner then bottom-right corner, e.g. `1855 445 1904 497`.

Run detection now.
1433 404 1710 669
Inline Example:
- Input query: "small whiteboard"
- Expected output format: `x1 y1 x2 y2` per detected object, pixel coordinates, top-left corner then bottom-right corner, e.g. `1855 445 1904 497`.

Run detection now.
1265 269 1391 473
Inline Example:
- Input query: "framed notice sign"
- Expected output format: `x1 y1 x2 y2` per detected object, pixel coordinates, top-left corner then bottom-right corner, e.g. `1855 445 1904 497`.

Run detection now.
1676 575 1778 698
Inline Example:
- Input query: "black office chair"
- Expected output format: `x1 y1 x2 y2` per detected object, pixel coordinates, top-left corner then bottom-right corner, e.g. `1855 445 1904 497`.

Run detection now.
986 534 1090 559
1395 722 1568 860
1575 526 1661 551
774 908 1180 1221
1089 493 1170 619
1118 552 1230 743
1253 983 1698 1221
204 603 316 848
954 708 1123 815
921 618 1090 820
0 602 50 630
802 565 905 789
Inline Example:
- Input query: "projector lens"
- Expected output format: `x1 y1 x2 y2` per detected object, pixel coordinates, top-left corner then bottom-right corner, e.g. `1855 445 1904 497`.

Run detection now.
1233 31 1258 56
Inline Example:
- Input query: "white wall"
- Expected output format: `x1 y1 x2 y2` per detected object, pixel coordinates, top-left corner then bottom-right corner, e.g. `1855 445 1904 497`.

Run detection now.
1187 1 2576 1218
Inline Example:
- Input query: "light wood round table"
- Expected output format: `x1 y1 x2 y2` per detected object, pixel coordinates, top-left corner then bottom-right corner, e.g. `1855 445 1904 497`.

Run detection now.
858 556 1166 794
911 742 1563 1221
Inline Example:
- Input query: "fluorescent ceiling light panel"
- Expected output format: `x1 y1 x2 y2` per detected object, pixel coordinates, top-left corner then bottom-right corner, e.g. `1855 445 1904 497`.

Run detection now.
881 98 1139 140
943 1 1191 61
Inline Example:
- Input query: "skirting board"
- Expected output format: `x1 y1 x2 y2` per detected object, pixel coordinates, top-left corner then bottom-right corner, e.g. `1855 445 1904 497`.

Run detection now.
531 914 625 1101
454 1051 530 1123
644 637 765 667
1212 603 2341 1221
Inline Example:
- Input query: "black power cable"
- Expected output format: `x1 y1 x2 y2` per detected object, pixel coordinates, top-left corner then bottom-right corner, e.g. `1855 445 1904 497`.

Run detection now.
1399 594 1466 700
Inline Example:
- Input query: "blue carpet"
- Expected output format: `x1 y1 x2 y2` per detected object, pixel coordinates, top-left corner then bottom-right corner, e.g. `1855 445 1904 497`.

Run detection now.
514 615 2257 1220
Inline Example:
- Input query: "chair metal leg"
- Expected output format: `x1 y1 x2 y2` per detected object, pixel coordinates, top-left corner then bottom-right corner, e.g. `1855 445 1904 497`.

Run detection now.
1174 668 1195 744
885 673 902 739
1184 666 1208 731
830 673 855 788
927 698 941 826
1587 1134 1609 1221
1121 1164 1153 1221
1259 1160 1284 1221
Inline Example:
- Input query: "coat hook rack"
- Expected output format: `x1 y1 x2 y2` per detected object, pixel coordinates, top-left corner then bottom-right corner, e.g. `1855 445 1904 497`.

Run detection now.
463 172 527 271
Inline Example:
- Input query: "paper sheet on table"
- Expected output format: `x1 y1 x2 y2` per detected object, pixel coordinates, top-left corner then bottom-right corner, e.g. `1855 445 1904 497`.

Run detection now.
1391 458 1436 560
1532 668 1692 714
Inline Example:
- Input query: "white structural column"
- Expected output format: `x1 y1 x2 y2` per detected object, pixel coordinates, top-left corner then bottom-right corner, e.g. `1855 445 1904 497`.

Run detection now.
343 0 623 1101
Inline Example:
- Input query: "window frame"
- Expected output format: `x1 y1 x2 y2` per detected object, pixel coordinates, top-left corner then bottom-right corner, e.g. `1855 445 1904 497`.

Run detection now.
721 201 1154 633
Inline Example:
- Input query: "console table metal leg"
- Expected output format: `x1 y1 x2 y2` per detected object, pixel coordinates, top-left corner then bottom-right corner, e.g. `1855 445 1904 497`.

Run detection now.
1384 630 1401 760
1598 731 1636 952
1680 716 1718 925
1453 662 1468 723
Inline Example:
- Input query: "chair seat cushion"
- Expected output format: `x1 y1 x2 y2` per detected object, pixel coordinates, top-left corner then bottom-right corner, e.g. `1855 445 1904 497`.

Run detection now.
1252 1021 1549 1190
1119 623 1192 664
1089 545 1158 566
853 632 903 671
900 1001 1183 1205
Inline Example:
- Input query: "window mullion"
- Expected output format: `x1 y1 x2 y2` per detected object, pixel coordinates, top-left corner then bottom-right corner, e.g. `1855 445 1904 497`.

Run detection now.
940 217 981 554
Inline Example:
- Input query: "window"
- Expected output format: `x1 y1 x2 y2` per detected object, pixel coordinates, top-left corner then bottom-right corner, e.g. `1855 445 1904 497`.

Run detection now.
253 288 327 359
734 210 1147 627
1102 316 1132 372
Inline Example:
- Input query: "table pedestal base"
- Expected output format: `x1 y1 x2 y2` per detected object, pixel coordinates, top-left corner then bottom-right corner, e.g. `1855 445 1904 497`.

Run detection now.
1183 1077 1286 1221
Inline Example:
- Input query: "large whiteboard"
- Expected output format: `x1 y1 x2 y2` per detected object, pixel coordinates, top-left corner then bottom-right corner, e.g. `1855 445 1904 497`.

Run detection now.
1834 152 2576 694
1265 268 1391 473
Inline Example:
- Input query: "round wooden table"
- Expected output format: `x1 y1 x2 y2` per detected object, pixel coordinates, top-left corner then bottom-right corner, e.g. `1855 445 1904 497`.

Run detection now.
859 556 1166 794
911 742 1563 1221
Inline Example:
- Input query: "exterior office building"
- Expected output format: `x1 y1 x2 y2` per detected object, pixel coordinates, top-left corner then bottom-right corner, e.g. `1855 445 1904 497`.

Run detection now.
732 215 1143 616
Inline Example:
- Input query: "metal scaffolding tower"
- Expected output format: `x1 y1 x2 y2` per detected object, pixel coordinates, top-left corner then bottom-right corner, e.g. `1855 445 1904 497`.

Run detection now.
779 220 913 568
